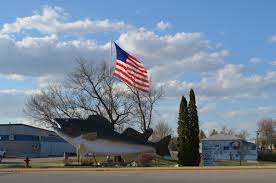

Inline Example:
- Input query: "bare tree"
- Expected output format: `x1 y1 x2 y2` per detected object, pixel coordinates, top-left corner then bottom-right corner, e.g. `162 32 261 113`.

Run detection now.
257 118 275 150
24 84 84 128
25 60 163 132
68 61 133 129
151 120 173 142
220 125 235 136
128 85 163 132
25 60 133 130
209 129 219 136
236 130 249 140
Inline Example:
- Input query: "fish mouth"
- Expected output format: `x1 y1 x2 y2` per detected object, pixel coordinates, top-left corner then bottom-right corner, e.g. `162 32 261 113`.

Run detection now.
54 118 81 138
53 118 70 135
54 118 68 128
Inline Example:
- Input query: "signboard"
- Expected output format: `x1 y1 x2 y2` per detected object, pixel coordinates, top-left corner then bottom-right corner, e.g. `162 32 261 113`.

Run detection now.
202 143 217 166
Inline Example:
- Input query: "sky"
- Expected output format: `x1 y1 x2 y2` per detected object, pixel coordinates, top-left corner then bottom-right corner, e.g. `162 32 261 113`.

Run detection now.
0 0 276 139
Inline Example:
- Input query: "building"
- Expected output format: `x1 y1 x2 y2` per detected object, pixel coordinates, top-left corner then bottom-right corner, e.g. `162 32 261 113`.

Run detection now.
201 134 257 166
0 124 75 157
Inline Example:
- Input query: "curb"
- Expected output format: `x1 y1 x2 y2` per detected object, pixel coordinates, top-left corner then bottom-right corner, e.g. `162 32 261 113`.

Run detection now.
1 166 276 173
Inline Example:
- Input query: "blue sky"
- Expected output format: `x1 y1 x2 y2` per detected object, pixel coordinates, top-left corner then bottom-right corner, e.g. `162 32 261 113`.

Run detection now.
0 1 276 138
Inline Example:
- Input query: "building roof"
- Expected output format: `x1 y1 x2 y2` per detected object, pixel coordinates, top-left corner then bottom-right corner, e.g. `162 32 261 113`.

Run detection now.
202 134 242 141
0 123 54 133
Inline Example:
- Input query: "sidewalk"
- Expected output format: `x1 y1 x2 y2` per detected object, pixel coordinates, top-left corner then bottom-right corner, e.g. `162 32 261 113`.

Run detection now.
1 166 276 173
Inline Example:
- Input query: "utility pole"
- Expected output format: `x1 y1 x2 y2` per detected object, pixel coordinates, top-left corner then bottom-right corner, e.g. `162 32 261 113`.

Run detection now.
239 140 243 166
256 131 259 150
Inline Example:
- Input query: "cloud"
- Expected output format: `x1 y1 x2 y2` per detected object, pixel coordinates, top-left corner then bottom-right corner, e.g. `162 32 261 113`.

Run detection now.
249 57 276 66
156 21 171 30
0 34 109 77
249 57 264 64
200 121 221 134
0 89 40 95
160 64 276 100
117 29 227 82
270 35 276 42
0 89 40 122
150 50 228 82
0 73 25 80
226 106 275 118
1 6 132 35
118 30 209 64
270 61 276 65
0 26 228 82
199 103 217 113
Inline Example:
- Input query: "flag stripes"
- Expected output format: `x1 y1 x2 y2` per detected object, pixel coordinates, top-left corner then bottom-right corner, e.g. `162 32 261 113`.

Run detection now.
113 43 149 92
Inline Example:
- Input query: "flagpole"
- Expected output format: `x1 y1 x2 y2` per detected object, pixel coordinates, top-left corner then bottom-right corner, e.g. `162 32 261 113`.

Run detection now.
109 39 112 79
109 39 113 116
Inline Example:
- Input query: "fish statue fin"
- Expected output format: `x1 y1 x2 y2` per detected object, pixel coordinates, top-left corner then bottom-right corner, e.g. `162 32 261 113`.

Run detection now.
122 128 153 143
87 115 113 131
154 135 171 158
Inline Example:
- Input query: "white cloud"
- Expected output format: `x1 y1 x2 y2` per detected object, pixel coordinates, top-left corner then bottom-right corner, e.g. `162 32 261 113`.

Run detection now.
156 21 171 30
118 30 209 63
1 6 132 35
0 89 40 95
199 103 217 113
0 73 25 80
249 57 276 66
117 29 227 82
159 64 276 100
200 121 221 134
226 106 275 118
249 57 264 64
150 50 228 82
270 61 276 65
0 90 40 122
0 34 109 77
0 26 228 82
16 34 58 47
35 74 67 87
271 35 276 42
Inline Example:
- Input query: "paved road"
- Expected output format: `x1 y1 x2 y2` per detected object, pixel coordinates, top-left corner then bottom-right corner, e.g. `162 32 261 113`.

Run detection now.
0 170 275 183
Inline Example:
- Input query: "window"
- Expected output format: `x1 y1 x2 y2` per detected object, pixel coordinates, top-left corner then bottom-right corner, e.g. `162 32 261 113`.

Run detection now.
32 144 40 151
9 135 14 141
224 146 229 150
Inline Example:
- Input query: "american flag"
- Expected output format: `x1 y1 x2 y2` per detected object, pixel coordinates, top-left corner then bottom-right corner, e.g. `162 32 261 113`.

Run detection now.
113 42 149 92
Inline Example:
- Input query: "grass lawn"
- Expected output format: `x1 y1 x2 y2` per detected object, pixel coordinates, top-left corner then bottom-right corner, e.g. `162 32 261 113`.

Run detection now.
0 156 178 169
216 160 276 166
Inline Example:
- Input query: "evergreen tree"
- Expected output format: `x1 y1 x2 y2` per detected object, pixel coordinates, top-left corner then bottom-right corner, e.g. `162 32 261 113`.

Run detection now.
177 96 190 166
199 130 207 140
188 89 200 166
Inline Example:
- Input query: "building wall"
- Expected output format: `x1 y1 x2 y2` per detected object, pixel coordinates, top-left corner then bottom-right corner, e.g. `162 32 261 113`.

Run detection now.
0 124 75 157
0 141 40 157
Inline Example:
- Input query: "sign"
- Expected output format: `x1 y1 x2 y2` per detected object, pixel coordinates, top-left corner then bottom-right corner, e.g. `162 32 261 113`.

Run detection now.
202 143 217 166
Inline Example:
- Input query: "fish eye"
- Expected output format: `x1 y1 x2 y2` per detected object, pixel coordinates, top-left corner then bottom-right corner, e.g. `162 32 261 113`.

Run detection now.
56 123 61 129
